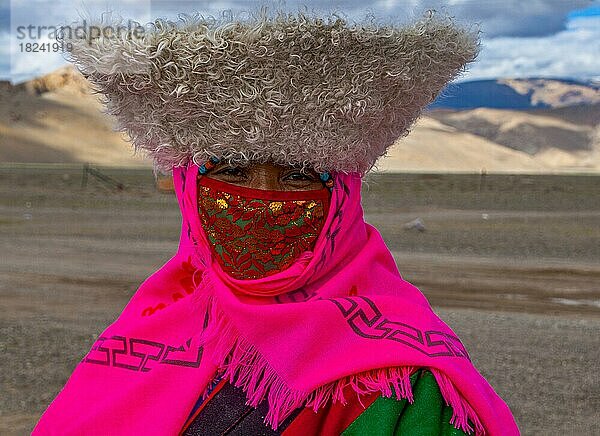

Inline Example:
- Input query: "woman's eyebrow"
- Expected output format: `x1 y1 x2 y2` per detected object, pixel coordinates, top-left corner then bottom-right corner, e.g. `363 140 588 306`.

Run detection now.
286 166 316 173
214 163 242 171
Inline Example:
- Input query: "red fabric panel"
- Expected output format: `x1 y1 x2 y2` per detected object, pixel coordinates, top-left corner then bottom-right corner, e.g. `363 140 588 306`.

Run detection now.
282 387 381 436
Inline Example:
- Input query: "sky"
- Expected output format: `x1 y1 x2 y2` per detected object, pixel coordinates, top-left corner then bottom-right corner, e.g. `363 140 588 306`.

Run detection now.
0 0 599 84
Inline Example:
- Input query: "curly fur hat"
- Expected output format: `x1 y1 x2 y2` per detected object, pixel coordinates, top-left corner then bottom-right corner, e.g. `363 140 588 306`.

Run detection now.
57 7 479 174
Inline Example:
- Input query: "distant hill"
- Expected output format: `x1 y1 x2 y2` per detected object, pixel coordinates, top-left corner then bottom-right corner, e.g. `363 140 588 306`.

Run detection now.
1 66 598 173
431 78 600 110
422 107 599 172
0 66 151 167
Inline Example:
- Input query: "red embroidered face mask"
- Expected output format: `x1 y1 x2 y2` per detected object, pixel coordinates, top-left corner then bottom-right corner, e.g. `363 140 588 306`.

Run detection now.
197 176 330 280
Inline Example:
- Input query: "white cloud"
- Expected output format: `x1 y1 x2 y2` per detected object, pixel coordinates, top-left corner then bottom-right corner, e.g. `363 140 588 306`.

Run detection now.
2 0 600 83
0 31 10 73
8 29 67 83
440 0 594 37
464 15 600 81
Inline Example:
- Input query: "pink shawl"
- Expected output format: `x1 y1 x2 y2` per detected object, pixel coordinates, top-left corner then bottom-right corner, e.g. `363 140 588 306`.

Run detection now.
33 163 519 435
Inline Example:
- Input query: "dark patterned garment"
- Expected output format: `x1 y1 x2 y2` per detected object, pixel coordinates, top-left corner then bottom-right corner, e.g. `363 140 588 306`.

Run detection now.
180 369 472 435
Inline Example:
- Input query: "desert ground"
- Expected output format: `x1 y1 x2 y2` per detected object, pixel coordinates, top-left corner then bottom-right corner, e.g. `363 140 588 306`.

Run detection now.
0 165 598 435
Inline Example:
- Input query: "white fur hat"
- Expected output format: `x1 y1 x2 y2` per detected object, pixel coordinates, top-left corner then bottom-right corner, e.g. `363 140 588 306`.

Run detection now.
58 7 479 174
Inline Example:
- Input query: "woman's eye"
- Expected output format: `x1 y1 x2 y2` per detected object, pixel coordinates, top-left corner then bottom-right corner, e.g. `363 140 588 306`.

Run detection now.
214 166 246 178
283 171 317 182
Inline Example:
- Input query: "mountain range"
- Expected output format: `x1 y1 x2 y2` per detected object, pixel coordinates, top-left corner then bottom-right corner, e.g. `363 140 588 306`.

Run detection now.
430 78 600 110
1 66 598 173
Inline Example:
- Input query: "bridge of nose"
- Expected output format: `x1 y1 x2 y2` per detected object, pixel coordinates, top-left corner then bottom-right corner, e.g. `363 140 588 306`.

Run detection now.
249 164 283 191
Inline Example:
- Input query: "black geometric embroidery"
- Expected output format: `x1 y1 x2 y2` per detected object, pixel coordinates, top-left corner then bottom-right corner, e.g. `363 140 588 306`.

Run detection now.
339 177 350 196
161 338 203 368
316 176 347 272
329 296 470 360
82 335 203 371
130 338 166 371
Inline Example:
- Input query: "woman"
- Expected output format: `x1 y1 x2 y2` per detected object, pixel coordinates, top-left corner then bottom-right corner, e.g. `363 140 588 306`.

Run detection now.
34 7 519 435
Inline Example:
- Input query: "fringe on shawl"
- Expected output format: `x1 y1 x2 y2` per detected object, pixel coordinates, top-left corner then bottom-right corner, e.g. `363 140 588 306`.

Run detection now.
191 278 485 435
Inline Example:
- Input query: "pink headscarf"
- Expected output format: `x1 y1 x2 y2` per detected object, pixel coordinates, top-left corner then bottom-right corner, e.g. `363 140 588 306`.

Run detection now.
33 163 519 435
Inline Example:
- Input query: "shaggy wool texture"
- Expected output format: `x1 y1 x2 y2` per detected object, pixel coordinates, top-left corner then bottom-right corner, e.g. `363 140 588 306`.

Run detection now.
57 7 480 174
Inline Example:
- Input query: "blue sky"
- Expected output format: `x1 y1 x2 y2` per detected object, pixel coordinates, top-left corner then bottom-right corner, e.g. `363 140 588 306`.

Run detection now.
1 0 599 84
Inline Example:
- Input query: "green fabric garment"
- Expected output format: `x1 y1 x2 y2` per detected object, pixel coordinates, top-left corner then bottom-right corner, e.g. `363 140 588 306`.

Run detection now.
341 369 473 436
